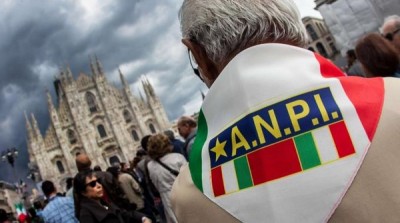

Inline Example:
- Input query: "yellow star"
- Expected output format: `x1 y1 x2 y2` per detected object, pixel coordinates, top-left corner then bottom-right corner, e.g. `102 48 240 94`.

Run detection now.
211 138 228 161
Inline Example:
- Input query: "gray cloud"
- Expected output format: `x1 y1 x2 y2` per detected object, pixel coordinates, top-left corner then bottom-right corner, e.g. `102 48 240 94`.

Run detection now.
0 0 320 184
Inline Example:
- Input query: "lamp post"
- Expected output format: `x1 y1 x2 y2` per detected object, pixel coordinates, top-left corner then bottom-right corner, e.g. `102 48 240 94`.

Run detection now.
1 147 19 182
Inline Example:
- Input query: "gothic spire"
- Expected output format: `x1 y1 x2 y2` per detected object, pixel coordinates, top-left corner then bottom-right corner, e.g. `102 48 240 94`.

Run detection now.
119 68 128 87
46 89 55 111
89 56 97 76
31 113 42 139
95 55 104 75
25 111 33 138
66 64 74 82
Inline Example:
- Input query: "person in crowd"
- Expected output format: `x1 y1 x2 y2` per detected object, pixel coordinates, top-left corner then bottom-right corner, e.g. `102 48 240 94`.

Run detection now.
28 207 44 223
171 0 400 222
355 33 400 77
93 165 102 172
33 200 44 219
147 134 187 223
164 130 186 157
73 169 150 223
0 209 10 223
381 15 400 52
76 154 114 203
343 49 366 77
137 136 167 222
65 178 74 198
41 180 78 223
177 116 197 159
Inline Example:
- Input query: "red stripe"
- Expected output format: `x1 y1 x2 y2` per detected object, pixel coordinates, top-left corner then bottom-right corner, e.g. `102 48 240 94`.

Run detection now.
314 53 384 141
338 77 384 141
329 121 356 158
211 166 225 197
247 139 302 185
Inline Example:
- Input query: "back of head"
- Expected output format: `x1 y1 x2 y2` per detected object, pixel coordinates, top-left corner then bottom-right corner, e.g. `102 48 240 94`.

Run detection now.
93 165 102 172
147 133 173 160
180 0 307 64
75 154 92 172
0 208 8 222
164 130 175 141
140 135 152 151
355 33 399 77
346 49 356 59
178 116 197 128
381 15 400 32
41 181 56 198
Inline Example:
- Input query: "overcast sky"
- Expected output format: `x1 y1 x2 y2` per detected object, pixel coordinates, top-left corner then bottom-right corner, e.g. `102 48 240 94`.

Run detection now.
0 0 321 183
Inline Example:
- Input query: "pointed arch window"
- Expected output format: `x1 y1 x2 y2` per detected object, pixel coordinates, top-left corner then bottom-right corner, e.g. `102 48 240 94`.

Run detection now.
56 161 65 174
306 24 318 41
131 129 139 141
97 124 107 138
67 129 77 145
85 92 98 113
149 123 156 134
123 110 133 123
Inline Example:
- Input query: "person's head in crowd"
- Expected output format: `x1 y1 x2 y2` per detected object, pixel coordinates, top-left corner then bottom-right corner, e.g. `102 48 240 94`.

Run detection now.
41 180 57 198
120 162 129 172
147 133 173 160
177 116 197 139
75 153 91 172
0 208 9 223
164 129 176 141
106 166 120 179
381 15 400 52
73 169 103 217
355 33 399 77
346 49 357 66
93 165 102 172
27 207 38 219
136 149 147 158
132 157 141 169
140 135 152 151
33 200 43 210
179 0 307 87
66 177 73 191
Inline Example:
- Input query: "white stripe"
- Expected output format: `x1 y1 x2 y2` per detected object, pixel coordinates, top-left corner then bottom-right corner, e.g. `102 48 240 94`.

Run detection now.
313 126 339 164
221 161 239 194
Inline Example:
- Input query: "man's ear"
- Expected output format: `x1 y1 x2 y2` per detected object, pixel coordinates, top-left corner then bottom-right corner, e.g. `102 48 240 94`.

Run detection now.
182 39 219 85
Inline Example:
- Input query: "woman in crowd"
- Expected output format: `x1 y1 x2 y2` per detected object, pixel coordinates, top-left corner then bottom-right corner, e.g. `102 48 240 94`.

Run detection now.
355 33 400 77
73 169 150 223
147 133 187 223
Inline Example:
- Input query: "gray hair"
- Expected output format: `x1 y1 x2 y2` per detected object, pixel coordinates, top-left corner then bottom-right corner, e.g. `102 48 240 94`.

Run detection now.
382 15 400 31
179 0 307 64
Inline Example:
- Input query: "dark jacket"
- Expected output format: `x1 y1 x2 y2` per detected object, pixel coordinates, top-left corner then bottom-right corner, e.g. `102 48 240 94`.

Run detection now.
79 197 146 223
79 197 125 223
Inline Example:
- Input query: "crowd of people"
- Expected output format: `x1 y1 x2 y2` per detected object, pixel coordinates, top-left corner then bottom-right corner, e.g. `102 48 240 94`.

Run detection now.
344 15 400 78
2 0 400 222
0 116 197 223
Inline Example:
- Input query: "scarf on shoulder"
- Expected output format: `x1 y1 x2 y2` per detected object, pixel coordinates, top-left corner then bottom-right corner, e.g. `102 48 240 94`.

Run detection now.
189 44 384 222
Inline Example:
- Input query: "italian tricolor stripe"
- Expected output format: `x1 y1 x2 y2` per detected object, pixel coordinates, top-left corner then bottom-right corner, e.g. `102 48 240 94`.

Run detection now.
211 120 355 197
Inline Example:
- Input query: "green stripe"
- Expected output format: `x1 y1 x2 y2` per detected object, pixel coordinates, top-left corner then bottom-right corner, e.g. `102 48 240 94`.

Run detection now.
189 110 208 192
294 132 321 170
234 156 253 189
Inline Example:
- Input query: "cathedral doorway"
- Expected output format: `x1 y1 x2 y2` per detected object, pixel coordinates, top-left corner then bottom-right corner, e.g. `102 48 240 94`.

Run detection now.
103 145 125 167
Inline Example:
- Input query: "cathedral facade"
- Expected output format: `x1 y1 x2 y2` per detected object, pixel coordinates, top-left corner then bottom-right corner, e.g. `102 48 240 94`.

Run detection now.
25 59 170 187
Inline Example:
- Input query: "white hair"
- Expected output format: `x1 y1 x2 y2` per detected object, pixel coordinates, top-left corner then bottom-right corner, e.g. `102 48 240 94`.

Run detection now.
382 15 400 31
179 0 308 64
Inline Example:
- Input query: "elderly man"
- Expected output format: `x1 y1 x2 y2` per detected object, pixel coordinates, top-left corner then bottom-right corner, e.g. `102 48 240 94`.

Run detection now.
177 116 197 159
381 15 400 52
171 0 400 222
